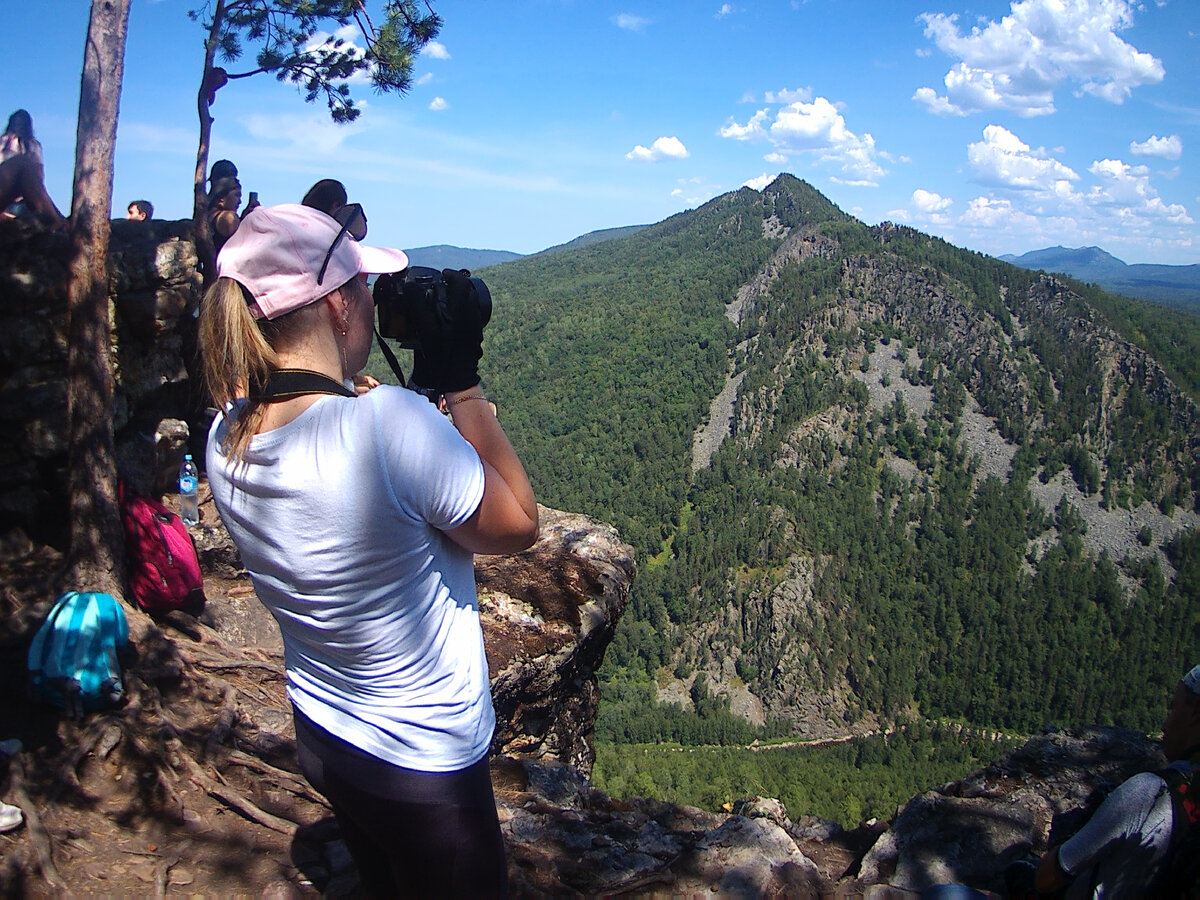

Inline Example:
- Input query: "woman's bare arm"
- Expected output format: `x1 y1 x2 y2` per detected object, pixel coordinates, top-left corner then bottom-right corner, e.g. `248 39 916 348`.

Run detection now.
444 389 538 555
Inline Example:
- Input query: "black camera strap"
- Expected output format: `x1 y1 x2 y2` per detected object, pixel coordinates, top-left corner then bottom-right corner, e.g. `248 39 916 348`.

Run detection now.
251 368 355 401
373 327 408 388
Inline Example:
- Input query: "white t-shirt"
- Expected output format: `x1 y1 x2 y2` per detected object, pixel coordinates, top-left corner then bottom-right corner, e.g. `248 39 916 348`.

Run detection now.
207 385 490 772
1058 765 1184 898
0 133 43 166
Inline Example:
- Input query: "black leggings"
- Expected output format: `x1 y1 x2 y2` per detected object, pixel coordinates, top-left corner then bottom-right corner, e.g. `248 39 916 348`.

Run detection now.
293 708 508 899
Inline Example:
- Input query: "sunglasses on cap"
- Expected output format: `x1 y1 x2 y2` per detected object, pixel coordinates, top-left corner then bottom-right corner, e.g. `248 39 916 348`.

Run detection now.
316 203 367 286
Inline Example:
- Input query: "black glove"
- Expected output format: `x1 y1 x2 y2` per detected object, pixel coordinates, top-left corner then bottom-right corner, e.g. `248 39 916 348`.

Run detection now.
438 268 484 393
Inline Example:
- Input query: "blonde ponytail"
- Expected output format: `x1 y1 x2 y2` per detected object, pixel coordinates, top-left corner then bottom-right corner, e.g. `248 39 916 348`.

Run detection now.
198 277 279 459
198 276 344 460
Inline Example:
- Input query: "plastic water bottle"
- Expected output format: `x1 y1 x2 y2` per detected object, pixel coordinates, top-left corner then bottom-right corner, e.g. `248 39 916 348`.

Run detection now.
179 454 199 526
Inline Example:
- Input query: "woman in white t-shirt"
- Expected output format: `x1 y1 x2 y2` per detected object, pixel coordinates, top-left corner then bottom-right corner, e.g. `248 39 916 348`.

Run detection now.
199 202 537 897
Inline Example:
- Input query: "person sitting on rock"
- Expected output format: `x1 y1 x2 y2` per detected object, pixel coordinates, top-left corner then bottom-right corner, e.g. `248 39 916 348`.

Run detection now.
0 109 66 228
1034 663 1200 896
126 199 153 221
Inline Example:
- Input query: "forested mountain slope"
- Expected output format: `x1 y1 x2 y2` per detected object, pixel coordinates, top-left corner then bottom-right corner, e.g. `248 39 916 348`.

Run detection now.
479 175 1199 743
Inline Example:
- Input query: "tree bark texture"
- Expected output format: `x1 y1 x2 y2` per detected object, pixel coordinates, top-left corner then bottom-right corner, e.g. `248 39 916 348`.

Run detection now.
64 0 132 594
193 0 226 285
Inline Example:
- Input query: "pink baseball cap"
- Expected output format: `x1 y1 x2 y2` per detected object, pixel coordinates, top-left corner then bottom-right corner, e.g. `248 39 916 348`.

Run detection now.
216 203 409 320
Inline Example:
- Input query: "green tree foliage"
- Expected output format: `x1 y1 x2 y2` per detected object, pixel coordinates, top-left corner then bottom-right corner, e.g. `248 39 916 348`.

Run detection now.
191 0 439 120
593 724 1019 827
481 177 851 557
188 0 440 262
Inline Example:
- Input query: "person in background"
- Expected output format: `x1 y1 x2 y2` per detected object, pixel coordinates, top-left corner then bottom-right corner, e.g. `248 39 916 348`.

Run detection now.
126 199 153 221
207 177 260 255
1 110 43 167
301 178 348 216
0 110 66 227
207 158 238 191
1034 663 1200 896
199 202 537 896
207 177 242 254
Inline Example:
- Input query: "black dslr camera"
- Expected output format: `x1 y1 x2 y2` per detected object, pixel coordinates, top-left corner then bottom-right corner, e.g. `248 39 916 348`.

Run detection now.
373 266 492 349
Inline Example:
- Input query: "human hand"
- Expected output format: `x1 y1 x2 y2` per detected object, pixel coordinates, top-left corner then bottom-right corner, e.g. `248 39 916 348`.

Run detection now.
438 268 484 392
352 373 380 395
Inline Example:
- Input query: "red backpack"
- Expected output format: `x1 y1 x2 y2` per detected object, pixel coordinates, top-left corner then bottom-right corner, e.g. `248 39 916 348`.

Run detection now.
119 481 207 614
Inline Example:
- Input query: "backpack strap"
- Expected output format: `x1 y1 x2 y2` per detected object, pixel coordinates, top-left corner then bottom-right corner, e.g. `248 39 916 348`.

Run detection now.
250 368 355 401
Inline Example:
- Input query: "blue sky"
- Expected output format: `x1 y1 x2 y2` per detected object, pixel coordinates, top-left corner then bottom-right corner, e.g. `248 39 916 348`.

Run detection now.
7 0 1199 263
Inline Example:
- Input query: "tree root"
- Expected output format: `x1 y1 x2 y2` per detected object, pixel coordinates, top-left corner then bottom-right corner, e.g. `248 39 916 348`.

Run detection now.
203 686 238 761
9 755 64 889
174 747 298 835
192 659 284 678
154 855 179 896
222 749 328 808
46 718 112 802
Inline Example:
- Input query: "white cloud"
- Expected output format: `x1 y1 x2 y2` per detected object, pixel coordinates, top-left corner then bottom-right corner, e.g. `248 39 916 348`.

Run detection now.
626 135 689 162
912 86 966 117
242 111 366 155
913 189 952 213
429 97 449 111
961 196 1040 229
716 4 736 18
1087 158 1194 223
415 72 433 86
967 125 1079 190
720 95 886 185
908 189 953 225
1129 134 1182 160
614 13 650 31
764 87 811 104
955 140 1195 258
423 41 451 60
743 173 776 191
719 109 769 141
915 0 1164 117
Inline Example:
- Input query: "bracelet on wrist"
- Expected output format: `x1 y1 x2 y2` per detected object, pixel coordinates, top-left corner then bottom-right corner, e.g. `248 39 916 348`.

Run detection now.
449 393 488 406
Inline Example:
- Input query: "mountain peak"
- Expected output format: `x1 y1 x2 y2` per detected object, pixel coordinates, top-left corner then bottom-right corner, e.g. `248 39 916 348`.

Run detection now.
1002 245 1126 268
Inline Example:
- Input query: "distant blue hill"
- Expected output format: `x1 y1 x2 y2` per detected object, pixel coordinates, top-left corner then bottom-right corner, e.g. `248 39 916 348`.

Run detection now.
404 226 651 271
999 246 1200 313
404 245 523 271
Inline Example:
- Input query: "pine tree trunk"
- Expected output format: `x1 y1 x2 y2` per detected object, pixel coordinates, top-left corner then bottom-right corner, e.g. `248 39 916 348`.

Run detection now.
64 0 132 594
193 0 226 285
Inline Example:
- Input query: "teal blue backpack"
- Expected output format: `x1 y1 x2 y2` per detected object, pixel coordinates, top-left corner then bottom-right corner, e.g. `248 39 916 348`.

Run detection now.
28 591 130 718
